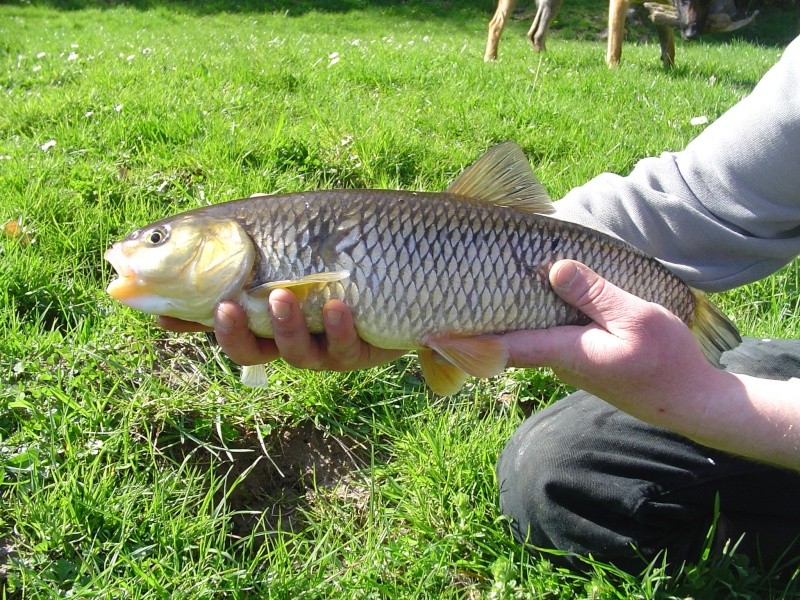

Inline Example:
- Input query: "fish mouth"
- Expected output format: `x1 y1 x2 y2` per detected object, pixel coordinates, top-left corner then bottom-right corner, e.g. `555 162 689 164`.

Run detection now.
104 245 145 300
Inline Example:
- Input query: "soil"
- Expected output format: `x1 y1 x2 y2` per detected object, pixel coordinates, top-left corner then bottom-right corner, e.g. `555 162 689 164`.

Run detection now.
162 419 371 543
0 539 14 585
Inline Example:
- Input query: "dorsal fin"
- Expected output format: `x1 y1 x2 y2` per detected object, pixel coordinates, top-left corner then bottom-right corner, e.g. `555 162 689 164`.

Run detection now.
446 141 554 214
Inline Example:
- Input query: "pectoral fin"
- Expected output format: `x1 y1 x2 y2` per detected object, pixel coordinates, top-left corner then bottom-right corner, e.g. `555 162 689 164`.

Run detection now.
248 270 350 301
418 347 470 396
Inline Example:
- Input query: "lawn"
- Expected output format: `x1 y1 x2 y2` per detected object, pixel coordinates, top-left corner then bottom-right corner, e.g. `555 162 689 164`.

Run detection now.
1 0 799 597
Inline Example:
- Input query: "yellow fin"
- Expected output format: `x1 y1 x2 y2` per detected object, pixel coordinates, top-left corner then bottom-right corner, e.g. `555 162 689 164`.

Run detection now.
418 347 470 396
446 141 554 214
248 270 350 301
688 289 741 366
241 364 269 387
423 333 509 379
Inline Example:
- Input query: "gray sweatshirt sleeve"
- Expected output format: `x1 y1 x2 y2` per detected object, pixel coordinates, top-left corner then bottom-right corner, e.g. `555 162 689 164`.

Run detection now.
553 35 800 293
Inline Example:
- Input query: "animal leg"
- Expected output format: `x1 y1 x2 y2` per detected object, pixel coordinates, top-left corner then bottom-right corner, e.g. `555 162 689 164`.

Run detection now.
655 23 675 67
528 0 564 52
485 0 518 61
606 0 630 67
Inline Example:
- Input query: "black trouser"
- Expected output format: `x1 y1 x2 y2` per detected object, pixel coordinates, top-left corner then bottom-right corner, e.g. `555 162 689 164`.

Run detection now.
496 338 800 574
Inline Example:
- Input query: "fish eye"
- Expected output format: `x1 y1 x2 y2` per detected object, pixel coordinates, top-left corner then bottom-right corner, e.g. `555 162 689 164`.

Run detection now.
146 227 168 246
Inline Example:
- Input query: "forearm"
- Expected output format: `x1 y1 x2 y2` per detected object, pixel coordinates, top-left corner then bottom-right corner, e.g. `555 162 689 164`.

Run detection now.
562 348 800 472
680 371 800 471
554 36 800 292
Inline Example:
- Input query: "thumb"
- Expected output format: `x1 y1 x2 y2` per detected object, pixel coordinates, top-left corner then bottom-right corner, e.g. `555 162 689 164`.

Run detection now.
549 259 643 334
504 260 654 369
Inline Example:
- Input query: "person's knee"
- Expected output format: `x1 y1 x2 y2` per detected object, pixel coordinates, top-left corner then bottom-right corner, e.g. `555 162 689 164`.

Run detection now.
721 337 800 380
496 394 595 551
496 393 687 573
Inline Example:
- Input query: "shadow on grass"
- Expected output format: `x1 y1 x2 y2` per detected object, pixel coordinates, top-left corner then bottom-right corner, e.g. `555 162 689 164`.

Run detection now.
11 0 798 46
6 0 495 17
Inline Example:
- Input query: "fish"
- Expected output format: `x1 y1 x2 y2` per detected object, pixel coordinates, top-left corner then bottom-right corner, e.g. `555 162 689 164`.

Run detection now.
104 142 741 395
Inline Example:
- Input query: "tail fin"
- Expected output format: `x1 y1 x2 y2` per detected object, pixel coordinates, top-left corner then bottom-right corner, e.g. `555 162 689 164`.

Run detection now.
688 289 741 367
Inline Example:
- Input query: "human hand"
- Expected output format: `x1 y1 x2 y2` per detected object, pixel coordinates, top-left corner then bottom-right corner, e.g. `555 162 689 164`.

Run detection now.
503 259 722 432
157 288 405 371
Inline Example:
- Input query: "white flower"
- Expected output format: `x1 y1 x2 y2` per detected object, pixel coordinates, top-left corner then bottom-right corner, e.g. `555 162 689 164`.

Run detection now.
85 439 103 455
32 65 41 72
67 52 78 61
126 54 135 61
328 51 340 67
40 140 56 152
114 104 123 112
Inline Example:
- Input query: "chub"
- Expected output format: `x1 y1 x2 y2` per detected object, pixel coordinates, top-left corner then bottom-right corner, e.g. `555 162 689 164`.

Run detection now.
105 142 741 395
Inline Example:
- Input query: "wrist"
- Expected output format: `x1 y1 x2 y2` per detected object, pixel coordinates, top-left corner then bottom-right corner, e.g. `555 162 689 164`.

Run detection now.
676 367 745 447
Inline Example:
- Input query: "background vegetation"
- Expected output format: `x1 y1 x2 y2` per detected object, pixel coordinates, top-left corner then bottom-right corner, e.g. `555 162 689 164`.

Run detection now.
1 0 799 597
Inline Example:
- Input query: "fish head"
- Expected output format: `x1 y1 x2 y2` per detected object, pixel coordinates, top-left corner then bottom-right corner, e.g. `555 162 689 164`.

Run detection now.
105 214 255 323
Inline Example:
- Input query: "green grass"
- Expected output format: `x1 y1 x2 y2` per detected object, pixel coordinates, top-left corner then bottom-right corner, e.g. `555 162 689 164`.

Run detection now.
1 1 799 597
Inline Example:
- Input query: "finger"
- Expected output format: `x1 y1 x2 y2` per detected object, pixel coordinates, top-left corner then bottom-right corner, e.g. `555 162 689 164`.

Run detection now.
214 301 280 366
268 289 323 369
321 299 367 369
156 315 213 333
503 324 590 369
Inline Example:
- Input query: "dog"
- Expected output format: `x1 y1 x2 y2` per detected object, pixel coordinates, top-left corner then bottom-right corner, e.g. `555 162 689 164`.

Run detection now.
484 0 755 67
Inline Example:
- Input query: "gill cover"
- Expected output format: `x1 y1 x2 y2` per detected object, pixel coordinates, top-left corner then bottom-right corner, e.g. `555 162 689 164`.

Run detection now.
105 215 256 324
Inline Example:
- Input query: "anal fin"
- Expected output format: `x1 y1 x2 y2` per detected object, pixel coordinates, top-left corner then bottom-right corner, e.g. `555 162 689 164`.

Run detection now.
423 333 509 379
417 334 509 395
418 347 469 396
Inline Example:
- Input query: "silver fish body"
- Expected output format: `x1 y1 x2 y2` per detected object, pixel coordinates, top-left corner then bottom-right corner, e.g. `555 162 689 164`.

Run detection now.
105 142 740 394
192 189 693 347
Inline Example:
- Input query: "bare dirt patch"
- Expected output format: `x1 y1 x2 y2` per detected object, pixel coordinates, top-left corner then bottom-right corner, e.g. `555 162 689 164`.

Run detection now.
0 538 15 585
161 419 371 542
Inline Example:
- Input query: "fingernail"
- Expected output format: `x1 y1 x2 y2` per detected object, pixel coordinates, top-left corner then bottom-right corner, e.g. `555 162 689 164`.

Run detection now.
550 260 579 291
270 298 291 321
215 305 236 333
325 307 343 327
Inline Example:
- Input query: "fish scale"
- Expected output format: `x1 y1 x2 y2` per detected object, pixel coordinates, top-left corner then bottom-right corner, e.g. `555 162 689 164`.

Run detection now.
105 142 740 395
